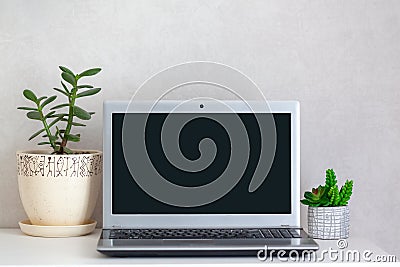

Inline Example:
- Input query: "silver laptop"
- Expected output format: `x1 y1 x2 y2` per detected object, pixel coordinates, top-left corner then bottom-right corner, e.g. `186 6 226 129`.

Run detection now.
97 100 318 256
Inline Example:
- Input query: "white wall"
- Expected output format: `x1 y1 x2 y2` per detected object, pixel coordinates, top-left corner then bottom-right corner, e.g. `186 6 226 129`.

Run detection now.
1 0 399 256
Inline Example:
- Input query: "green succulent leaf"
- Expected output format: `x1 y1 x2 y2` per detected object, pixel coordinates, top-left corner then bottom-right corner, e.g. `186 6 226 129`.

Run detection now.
28 128 46 141
304 191 319 201
26 111 41 120
70 122 86 127
320 196 330 206
48 135 57 142
23 89 38 103
53 88 69 97
61 72 76 87
59 66 75 76
317 185 326 197
76 84 94 89
78 68 101 78
65 133 80 142
41 95 57 108
44 111 56 119
61 81 70 94
50 103 69 110
63 147 73 154
300 199 314 206
50 113 68 119
17 107 37 111
77 88 101 98
37 142 51 146
37 96 47 103
73 106 91 120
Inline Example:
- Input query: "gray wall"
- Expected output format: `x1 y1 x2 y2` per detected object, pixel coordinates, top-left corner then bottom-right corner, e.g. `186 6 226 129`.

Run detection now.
1 0 399 256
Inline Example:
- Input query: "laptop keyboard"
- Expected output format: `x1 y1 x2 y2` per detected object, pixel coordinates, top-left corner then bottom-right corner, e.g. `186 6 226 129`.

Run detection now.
109 228 301 239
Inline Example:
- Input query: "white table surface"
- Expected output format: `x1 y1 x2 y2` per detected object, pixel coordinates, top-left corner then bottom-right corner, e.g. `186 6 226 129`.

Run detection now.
0 229 395 266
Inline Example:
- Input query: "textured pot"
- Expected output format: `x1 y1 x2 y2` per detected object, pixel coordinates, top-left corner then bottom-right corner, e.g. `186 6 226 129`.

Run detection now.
17 150 102 226
308 206 350 239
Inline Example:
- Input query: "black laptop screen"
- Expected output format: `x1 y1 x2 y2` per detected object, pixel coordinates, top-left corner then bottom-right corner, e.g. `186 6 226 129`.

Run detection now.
112 113 291 214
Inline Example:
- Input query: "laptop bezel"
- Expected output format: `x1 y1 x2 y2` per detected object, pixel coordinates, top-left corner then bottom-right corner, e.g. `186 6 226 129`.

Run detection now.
102 100 300 229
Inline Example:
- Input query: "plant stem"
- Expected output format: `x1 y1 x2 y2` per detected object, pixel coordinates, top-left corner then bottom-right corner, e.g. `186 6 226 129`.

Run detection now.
37 105 56 150
60 79 77 153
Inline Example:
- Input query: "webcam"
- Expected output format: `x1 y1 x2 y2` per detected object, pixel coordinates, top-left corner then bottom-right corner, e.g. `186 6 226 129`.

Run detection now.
200 104 204 109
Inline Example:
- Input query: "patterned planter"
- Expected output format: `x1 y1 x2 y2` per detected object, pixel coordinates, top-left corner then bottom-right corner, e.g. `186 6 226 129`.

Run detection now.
308 206 350 239
16 150 102 226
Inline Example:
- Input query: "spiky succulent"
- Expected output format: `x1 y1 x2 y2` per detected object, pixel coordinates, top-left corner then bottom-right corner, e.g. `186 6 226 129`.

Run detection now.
325 168 337 189
338 180 353 206
301 169 354 207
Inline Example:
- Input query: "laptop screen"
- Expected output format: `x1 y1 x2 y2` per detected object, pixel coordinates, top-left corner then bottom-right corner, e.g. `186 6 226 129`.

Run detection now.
112 113 291 214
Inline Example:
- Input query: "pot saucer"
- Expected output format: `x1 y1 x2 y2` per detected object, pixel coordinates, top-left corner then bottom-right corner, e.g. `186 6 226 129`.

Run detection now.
18 219 97 237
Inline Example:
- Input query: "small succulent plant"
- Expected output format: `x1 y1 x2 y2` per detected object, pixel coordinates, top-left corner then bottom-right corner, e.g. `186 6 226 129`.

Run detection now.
17 66 101 154
301 169 353 207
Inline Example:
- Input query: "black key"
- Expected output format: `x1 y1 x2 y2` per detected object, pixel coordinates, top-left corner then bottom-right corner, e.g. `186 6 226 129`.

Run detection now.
261 229 273 238
288 229 301 238
245 229 262 238
279 229 292 238
270 229 283 238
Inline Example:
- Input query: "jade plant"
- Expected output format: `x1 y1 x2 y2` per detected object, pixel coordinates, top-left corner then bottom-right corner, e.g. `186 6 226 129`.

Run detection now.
301 169 353 207
17 66 101 154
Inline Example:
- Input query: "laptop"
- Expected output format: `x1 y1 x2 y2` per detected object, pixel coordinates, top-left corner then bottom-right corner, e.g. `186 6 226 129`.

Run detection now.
97 100 318 256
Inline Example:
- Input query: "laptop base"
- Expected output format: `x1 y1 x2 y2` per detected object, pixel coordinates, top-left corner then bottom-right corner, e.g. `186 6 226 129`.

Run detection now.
97 228 318 257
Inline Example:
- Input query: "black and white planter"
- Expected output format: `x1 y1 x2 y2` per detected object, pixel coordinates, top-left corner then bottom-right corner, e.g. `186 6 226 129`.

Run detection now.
308 206 350 239
16 150 102 226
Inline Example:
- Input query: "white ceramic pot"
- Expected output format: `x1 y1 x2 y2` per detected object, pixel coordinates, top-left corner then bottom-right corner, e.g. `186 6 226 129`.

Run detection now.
308 206 350 239
16 150 102 226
